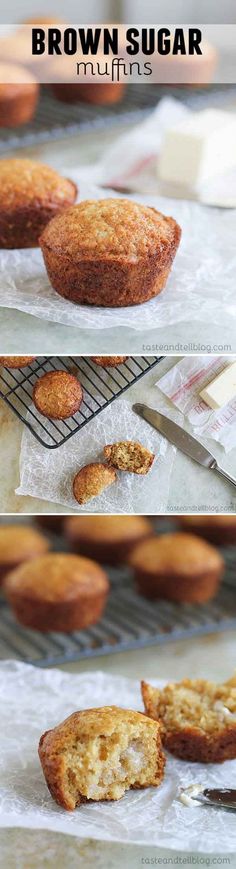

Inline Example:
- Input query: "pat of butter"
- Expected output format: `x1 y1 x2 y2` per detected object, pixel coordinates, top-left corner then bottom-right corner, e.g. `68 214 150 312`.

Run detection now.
200 363 236 410
158 109 236 189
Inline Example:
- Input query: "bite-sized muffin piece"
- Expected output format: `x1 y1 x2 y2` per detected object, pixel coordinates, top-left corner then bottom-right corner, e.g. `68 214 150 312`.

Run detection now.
0 524 50 585
33 371 83 420
0 62 39 127
0 158 77 249
129 532 224 603
64 515 153 564
39 705 165 810
40 198 181 307
91 356 128 368
73 463 117 506
4 552 109 632
179 515 236 546
104 440 155 475
141 674 236 763
0 355 36 368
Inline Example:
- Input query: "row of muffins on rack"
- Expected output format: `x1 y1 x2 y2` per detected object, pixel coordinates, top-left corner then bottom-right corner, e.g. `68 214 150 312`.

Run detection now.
0 514 235 633
0 156 181 307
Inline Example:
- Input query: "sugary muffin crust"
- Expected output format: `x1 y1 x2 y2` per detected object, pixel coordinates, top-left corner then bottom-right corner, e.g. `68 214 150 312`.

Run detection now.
0 62 39 127
73 463 117 505
4 552 109 632
33 370 83 420
129 532 224 603
40 198 181 307
141 674 236 763
91 356 128 367
39 705 165 809
64 515 153 564
0 356 36 368
104 440 155 474
0 158 77 248
0 524 49 584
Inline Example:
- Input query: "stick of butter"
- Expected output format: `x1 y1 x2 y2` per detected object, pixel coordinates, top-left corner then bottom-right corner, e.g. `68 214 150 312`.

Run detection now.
158 109 236 189
200 362 236 410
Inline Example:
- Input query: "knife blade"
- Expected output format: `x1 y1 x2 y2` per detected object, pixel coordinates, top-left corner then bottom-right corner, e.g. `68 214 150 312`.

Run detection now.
132 403 236 488
193 788 236 810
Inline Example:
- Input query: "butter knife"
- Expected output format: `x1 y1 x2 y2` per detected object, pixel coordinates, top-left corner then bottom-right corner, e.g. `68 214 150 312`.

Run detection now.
133 403 236 489
192 788 236 810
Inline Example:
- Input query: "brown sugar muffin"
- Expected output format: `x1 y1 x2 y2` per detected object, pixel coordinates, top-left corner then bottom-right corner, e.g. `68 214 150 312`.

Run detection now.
40 198 181 307
0 524 50 585
0 62 39 127
141 674 236 763
129 532 224 603
73 463 117 506
0 158 77 249
4 552 109 632
0 355 36 368
48 53 125 105
64 515 153 564
104 441 155 475
35 516 64 533
33 371 83 420
179 515 236 546
39 705 165 809
91 356 128 367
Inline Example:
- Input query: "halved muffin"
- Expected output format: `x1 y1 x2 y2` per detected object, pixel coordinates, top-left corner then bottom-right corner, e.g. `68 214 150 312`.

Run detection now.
39 705 165 809
104 440 155 475
141 674 236 763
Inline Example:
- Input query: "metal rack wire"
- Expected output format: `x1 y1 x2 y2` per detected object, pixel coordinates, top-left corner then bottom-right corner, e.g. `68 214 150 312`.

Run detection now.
0 539 235 668
1 84 236 153
0 355 162 449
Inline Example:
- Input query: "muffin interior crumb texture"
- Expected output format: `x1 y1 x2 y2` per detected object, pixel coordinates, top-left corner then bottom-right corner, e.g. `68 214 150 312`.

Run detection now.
104 441 155 474
142 675 236 734
39 706 165 809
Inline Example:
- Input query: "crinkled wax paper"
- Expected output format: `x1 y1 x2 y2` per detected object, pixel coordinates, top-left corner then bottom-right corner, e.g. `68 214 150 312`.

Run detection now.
0 185 235 332
16 399 175 513
1 660 236 853
157 356 236 453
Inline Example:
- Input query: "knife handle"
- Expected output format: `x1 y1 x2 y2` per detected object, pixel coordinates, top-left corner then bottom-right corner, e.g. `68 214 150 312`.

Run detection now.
214 463 236 489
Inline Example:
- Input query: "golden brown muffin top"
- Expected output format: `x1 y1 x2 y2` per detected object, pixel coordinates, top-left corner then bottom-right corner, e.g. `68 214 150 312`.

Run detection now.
0 61 38 92
33 370 83 419
4 553 109 601
0 355 35 368
40 705 159 747
129 532 224 576
65 515 152 543
92 356 128 367
0 158 76 211
182 515 236 528
0 525 49 564
40 199 177 262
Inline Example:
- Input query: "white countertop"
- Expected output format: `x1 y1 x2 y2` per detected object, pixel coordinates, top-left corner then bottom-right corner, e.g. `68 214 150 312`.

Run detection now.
1 355 236 514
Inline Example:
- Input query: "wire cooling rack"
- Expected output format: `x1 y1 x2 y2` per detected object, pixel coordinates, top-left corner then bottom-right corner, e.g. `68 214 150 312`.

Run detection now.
1 84 236 153
0 355 161 449
0 536 235 668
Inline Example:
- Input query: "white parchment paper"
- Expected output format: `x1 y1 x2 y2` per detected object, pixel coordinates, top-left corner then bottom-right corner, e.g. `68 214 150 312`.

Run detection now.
157 356 236 453
1 661 236 853
16 399 175 513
